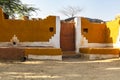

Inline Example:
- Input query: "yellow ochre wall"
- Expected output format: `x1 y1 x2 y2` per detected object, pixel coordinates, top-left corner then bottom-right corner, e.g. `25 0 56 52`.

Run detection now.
105 19 120 43
0 8 56 42
81 17 120 44
81 17 106 43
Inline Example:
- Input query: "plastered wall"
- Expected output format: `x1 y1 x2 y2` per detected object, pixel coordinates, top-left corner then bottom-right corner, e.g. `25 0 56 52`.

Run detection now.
0 8 56 42
81 17 106 43
106 19 120 43
81 17 120 46
0 7 120 50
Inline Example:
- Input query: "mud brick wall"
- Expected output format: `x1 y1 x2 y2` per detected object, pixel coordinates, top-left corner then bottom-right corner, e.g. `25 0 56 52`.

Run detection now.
0 48 24 60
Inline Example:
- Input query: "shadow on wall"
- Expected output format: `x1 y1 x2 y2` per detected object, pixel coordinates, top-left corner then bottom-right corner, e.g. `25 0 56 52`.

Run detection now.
105 18 120 47
105 27 113 47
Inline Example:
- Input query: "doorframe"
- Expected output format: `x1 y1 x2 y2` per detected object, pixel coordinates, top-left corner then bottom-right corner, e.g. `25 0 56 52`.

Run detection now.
60 21 76 51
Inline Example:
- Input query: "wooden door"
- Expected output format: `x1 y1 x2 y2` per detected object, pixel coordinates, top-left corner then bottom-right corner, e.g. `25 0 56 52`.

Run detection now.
60 22 75 51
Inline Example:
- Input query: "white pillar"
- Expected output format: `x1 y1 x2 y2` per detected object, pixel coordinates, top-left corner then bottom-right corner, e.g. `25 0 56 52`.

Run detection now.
74 17 82 53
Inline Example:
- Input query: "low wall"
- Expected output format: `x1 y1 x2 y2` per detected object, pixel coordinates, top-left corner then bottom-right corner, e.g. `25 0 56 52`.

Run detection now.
80 47 120 60
0 47 24 60
80 47 119 55
25 48 62 60
0 47 62 60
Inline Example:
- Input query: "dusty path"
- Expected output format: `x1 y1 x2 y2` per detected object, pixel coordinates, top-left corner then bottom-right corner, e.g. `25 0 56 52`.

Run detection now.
0 58 120 80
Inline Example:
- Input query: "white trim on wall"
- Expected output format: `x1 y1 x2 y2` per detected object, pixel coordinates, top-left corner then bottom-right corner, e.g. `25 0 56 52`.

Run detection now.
75 17 81 53
81 43 120 48
0 16 61 48
49 16 60 48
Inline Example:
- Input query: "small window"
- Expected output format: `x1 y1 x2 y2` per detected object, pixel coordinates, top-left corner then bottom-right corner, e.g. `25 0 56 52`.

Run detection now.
83 28 88 34
49 27 54 32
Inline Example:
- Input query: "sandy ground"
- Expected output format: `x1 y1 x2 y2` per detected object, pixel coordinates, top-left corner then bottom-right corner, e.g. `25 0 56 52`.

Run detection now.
0 57 120 80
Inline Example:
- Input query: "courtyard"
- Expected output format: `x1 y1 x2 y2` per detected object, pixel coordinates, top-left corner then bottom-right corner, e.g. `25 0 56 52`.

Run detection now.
0 57 119 80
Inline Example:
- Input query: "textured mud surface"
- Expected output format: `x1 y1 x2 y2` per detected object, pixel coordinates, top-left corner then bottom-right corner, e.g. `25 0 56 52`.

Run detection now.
0 58 119 80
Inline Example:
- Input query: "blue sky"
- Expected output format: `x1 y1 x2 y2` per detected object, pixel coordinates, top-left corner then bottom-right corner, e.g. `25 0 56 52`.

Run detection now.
21 0 120 21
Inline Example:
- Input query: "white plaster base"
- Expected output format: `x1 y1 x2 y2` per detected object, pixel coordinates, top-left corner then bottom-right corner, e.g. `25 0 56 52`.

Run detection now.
28 55 62 60
83 54 119 60
0 42 52 47
81 43 120 48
